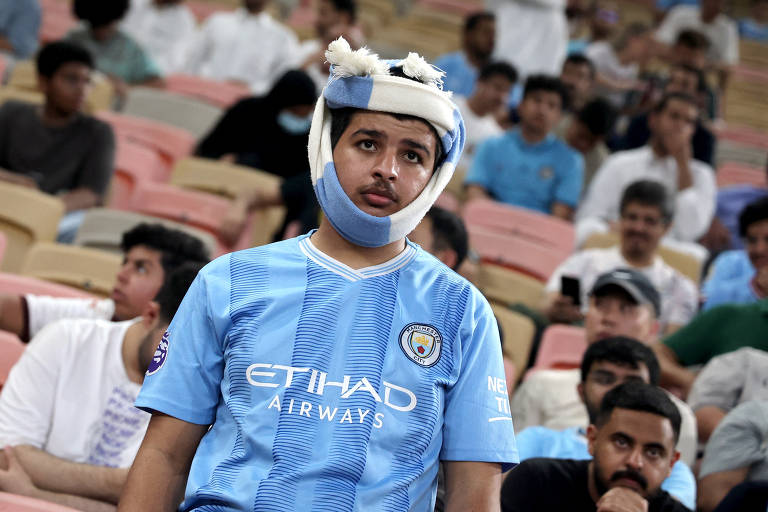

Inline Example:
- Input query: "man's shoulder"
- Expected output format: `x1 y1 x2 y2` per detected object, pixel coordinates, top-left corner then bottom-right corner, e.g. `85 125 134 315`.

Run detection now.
31 317 130 353
517 457 588 479
603 146 650 167
0 99 35 119
434 51 463 66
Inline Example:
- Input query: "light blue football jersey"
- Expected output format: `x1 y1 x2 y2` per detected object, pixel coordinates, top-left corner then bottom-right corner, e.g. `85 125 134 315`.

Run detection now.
136 234 518 511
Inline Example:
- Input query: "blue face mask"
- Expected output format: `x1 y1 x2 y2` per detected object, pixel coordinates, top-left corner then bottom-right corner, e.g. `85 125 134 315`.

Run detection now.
277 110 313 135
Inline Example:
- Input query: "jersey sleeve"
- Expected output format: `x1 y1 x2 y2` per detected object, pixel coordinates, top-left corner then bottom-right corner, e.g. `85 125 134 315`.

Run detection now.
135 256 232 425
553 149 584 208
25 295 115 339
662 306 724 366
440 290 518 471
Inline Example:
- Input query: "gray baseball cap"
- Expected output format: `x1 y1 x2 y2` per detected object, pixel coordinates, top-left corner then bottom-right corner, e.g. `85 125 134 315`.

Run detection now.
589 268 661 318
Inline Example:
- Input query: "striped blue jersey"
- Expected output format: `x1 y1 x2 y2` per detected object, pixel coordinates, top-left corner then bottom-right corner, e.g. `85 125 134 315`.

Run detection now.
136 233 518 511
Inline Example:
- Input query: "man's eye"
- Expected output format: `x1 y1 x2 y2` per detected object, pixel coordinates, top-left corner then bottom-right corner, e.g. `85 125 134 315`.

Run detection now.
358 140 375 151
646 447 662 459
404 151 421 163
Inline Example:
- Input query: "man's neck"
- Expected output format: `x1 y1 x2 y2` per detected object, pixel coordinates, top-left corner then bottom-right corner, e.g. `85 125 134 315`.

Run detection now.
650 139 668 159
40 103 78 127
621 246 655 268
310 221 407 270
121 322 146 385
463 48 488 70
586 461 601 504
519 124 548 145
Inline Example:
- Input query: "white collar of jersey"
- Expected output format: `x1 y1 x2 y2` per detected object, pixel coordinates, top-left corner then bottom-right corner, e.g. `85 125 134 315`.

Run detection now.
299 235 416 282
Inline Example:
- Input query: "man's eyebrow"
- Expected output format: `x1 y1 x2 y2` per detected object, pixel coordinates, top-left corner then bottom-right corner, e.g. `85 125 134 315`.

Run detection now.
402 139 432 158
351 128 384 139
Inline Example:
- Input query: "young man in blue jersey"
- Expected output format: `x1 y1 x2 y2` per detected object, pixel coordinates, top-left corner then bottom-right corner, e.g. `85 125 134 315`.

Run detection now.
119 38 517 512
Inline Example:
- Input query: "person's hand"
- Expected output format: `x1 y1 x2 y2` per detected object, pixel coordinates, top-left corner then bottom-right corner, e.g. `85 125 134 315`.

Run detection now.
0 446 36 497
664 130 692 164
546 294 583 324
596 487 649 512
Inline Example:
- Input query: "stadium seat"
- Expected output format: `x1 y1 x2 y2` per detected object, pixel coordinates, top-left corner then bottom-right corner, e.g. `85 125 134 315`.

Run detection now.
0 86 43 106
109 138 170 210
476 263 545 310
715 123 768 151
74 208 218 258
717 162 767 189
0 272 95 298
7 60 36 90
20 242 122 296
123 87 223 138
0 182 65 273
529 324 587 373
434 191 460 212
490 301 535 385
38 0 78 43
165 74 250 108
0 332 25 389
0 231 6 268
0 492 81 512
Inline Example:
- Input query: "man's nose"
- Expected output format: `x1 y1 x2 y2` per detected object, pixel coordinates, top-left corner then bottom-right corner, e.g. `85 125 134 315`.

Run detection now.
372 149 399 181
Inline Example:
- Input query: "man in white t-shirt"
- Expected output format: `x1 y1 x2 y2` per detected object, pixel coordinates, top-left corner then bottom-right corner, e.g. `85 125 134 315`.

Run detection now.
576 92 716 257
545 180 697 335
0 263 201 511
121 0 197 74
0 223 209 342
181 0 301 95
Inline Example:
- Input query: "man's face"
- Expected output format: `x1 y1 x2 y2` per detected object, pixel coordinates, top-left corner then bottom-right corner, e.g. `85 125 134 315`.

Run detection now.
619 202 667 261
589 408 678 501
649 99 698 151
560 62 593 110
111 245 165 321
585 289 655 344
665 68 698 96
518 90 562 137
745 219 768 270
315 0 348 38
671 44 708 69
333 111 437 217
40 62 92 115
580 361 651 423
565 119 598 154
465 18 495 59
243 0 268 12
474 74 512 112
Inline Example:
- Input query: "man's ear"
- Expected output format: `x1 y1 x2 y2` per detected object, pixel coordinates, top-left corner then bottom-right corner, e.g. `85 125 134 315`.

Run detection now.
37 74 49 94
141 301 160 329
586 424 598 456
577 381 586 404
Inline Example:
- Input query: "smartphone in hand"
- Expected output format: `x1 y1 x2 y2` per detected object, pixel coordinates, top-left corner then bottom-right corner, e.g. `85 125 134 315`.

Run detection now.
560 275 581 307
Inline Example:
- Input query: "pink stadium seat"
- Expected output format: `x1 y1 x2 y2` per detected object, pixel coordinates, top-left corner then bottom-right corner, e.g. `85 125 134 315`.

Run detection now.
165 74 250 109
434 191 460 213
0 331 24 389
0 54 7 82
529 325 587 375
186 0 235 22
715 123 768 151
717 162 767 189
109 139 170 210
0 231 6 268
0 272 95 298
38 0 78 43
0 492 81 511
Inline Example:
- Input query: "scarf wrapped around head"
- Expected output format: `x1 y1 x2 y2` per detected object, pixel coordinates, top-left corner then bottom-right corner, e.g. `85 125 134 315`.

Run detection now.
308 38 465 248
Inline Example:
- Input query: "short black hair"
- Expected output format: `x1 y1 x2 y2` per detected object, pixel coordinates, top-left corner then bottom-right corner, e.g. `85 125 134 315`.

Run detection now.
120 223 211 277
675 29 711 51
73 0 130 27
596 381 681 443
328 0 356 22
522 74 569 111
576 98 617 138
563 53 596 79
670 63 706 93
425 206 468 270
464 11 494 32
154 262 204 323
652 91 699 115
738 196 768 237
36 41 93 78
478 61 518 84
580 336 660 385
619 180 674 225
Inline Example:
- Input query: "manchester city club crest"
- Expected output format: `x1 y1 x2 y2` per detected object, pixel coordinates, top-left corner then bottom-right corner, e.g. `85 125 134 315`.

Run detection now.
146 330 170 376
399 323 442 367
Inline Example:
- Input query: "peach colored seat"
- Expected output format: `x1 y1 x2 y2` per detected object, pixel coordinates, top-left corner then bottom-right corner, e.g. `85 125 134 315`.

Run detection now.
165 74 250 108
109 139 169 210
717 162 766 189
38 0 78 43
490 301 535 385
0 492 81 511
476 263 545 310
530 324 587 374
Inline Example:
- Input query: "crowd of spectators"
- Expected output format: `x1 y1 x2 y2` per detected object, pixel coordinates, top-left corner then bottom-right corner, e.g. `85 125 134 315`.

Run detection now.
0 0 767 511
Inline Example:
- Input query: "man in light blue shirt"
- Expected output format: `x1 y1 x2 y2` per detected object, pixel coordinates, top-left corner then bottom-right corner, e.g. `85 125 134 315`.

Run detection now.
0 0 41 59
515 337 697 509
434 11 495 98
465 74 584 220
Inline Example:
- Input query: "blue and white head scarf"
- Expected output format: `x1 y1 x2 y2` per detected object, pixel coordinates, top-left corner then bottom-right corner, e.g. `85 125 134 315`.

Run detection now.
308 38 465 248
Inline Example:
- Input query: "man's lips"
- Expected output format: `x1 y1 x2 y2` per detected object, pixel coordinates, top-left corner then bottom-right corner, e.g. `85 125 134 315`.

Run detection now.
363 192 395 207
613 477 643 492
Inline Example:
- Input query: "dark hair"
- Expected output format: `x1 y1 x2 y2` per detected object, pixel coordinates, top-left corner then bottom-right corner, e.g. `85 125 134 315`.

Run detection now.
36 41 93 78
619 180 674 225
425 206 468 270
596 381 681 443
120 223 210 277
478 61 518 84
563 53 596 79
465 11 494 32
576 98 617 138
154 262 204 323
738 197 768 237
670 63 706 93
328 0 357 22
73 0 130 27
675 29 711 51
652 91 699 114
523 74 569 111
580 336 660 385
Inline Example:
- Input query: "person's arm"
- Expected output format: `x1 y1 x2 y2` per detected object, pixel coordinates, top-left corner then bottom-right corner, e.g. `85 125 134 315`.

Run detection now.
117 413 208 512
551 202 574 221
698 468 750 512
652 342 696 397
219 183 283 246
465 185 491 202
0 294 26 338
60 188 101 212
670 159 717 244
695 406 728 443
443 461 502 512
72 122 116 210
551 151 583 222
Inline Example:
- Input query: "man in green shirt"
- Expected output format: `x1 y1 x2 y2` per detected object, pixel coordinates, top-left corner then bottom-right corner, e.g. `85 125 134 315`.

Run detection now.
653 300 768 397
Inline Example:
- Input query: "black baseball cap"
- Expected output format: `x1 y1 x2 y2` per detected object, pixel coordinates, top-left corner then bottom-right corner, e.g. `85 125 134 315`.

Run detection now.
589 268 661 318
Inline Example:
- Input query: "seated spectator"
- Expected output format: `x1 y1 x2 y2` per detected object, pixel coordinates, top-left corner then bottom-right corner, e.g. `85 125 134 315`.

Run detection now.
654 300 768 398
688 348 768 443
120 0 197 74
465 75 584 221
502 381 689 512
558 97 617 187
407 206 469 272
576 93 716 255
546 181 697 334
586 22 654 109
0 263 202 510
559 54 596 114
67 0 164 99
704 182 768 254
198 70 318 243
0 223 209 342
703 197 768 310
621 63 716 166
0 0 41 60
515 337 696 509
568 1 621 56
434 11 495 98
697 400 768 512
0 42 115 242
181 0 300 95
666 29 719 119
655 0 738 91
739 0 768 42
453 62 517 169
